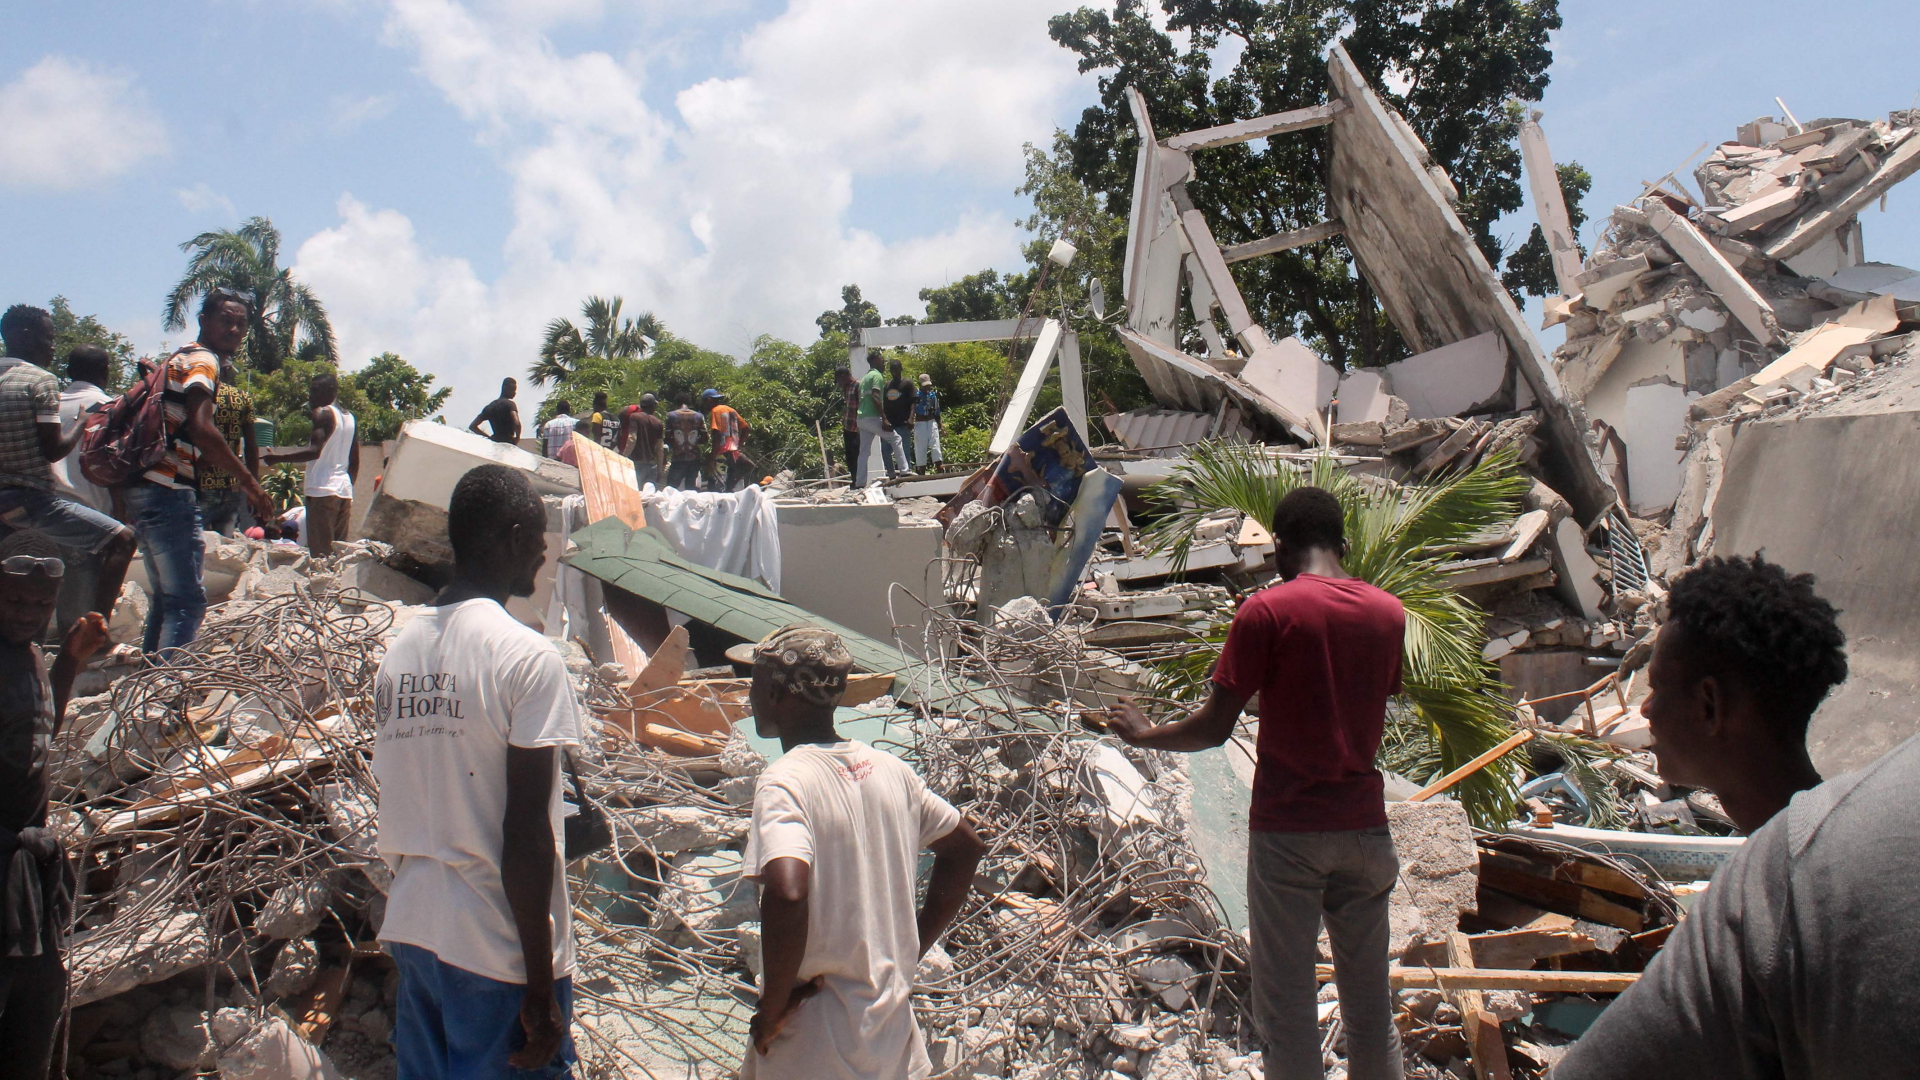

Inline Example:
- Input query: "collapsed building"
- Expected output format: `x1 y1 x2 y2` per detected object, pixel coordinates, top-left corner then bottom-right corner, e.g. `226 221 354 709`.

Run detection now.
44 41 1920 1080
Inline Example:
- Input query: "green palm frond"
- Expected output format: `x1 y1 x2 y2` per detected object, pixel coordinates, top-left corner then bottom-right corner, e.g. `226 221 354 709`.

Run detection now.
1138 441 1530 826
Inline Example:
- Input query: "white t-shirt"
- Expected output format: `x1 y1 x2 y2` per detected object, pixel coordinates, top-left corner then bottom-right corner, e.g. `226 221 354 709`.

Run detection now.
53 380 112 513
280 505 307 546
741 741 962 1080
543 415 577 457
304 403 356 498
372 598 582 983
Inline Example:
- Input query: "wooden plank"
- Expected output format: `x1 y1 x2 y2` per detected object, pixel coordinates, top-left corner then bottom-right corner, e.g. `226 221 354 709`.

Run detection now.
1222 220 1343 264
1402 920 1599 970
1479 856 1645 932
1320 965 1641 993
571 432 650 676
1166 101 1345 152
1410 730 1533 802
1448 931 1512 1080
290 965 353 1044
1764 135 1920 259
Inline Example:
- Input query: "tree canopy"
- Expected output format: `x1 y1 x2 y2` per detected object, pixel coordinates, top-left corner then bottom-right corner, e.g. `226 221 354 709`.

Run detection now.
1047 0 1581 369
247 352 449 445
533 296 665 387
163 216 336 374
47 295 138 390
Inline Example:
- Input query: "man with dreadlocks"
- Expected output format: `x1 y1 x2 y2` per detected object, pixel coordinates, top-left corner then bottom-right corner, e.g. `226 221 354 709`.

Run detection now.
742 624 985 1080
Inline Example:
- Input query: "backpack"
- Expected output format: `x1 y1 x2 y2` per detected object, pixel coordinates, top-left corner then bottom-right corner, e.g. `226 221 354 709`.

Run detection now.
77 355 174 488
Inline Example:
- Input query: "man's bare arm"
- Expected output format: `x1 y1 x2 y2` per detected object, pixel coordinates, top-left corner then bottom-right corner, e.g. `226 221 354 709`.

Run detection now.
918 820 986 957
36 419 81 462
753 856 822 1053
502 745 565 1069
267 406 334 465
1103 684 1249 753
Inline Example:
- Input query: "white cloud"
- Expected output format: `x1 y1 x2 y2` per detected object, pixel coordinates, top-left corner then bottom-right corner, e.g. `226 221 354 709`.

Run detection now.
0 55 168 190
294 0 1079 420
175 181 237 219
329 92 397 134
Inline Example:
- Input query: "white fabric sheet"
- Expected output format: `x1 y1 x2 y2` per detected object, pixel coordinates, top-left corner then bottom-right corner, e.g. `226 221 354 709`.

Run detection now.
640 483 783 592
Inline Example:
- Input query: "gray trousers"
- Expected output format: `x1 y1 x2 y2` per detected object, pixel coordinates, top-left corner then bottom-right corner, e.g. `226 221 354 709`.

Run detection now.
1248 828 1403 1080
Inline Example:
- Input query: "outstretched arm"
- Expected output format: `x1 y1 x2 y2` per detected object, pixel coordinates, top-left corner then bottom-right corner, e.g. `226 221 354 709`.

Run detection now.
1102 683 1248 753
267 406 334 465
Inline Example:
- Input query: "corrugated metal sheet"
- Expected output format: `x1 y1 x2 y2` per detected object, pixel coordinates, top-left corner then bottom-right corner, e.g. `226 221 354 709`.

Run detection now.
1103 408 1251 456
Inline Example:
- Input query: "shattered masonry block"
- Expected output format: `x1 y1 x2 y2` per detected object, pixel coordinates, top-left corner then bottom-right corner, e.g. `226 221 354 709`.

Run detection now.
1386 799 1479 957
616 805 749 855
256 878 333 940
266 937 322 998
68 909 213 1006
213 1007 346 1080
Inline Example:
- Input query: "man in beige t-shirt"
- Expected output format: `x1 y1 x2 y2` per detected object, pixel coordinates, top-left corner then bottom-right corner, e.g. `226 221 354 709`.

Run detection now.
743 625 985 1079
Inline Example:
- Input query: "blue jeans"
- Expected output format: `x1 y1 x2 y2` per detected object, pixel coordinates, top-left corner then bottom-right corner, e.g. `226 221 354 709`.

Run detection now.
197 487 246 537
125 483 206 657
389 942 576 1080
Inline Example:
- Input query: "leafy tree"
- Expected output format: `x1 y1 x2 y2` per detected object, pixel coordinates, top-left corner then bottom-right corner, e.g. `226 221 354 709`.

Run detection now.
1047 0 1581 369
815 285 884 339
1503 158 1592 297
1141 442 1531 826
163 216 336 374
532 296 665 388
351 352 453 442
47 295 137 390
244 352 447 445
919 271 1023 323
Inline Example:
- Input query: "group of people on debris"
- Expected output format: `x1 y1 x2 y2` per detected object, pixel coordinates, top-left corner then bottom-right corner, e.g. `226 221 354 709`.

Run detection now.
0 298 1911 1078
468 379 758 493
838 349 945 487
0 292 370 1074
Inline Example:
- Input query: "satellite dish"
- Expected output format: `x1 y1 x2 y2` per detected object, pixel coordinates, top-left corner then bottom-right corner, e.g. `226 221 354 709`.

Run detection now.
1089 278 1107 320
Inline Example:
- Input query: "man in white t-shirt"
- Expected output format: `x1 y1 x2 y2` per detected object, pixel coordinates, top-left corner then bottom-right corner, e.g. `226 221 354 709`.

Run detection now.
542 400 578 459
743 624 986 1080
373 464 582 1079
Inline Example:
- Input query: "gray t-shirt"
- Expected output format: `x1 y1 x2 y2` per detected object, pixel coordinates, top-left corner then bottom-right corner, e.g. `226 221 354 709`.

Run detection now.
1554 733 1920 1079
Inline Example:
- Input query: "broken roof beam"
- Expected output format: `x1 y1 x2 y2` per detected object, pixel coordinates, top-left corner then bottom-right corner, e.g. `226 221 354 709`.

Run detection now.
1763 133 1920 259
858 319 1028 347
1322 42 1617 521
1165 100 1347 152
1518 114 1585 296
1222 220 1343 264
1171 184 1263 347
1643 202 1780 345
987 320 1067 454
1122 87 1195 339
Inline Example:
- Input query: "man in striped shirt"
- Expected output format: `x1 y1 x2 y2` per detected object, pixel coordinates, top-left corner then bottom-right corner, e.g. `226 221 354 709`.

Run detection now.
127 288 274 657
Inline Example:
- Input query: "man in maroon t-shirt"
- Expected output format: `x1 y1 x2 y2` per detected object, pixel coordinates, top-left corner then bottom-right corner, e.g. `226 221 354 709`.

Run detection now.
1106 486 1407 1080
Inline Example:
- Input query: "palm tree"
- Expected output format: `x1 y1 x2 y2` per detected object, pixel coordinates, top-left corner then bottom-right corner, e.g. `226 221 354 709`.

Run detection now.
531 295 666 387
163 217 336 374
1138 442 1532 826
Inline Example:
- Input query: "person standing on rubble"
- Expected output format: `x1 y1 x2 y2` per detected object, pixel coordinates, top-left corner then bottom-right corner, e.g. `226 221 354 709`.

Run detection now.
743 623 986 1080
619 393 666 488
0 531 109 1080
49 345 121 641
374 464 582 1079
542 400 579 459
663 396 707 490
881 358 916 473
703 388 750 492
262 372 357 558
1105 487 1407 1080
122 290 276 657
855 351 905 486
833 366 859 486
469 377 523 445
1550 558 1920 1079
0 308 137 637
911 373 943 473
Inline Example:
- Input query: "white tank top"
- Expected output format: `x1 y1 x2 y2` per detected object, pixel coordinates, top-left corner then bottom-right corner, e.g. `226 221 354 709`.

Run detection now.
304 403 356 498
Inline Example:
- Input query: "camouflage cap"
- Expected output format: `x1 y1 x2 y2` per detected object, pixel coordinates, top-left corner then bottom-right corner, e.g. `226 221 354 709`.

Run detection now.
752 623 853 707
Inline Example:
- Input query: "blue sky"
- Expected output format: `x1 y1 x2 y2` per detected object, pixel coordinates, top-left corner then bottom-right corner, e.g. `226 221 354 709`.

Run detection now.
3 1 1915 423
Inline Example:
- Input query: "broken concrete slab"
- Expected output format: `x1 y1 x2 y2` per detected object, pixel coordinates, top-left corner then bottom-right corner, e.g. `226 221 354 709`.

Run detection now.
1239 335 1339 421
1386 799 1479 955
1335 367 1395 425
69 909 213 1006
1546 517 1606 621
1622 381 1694 514
1644 203 1779 346
1384 331 1509 420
